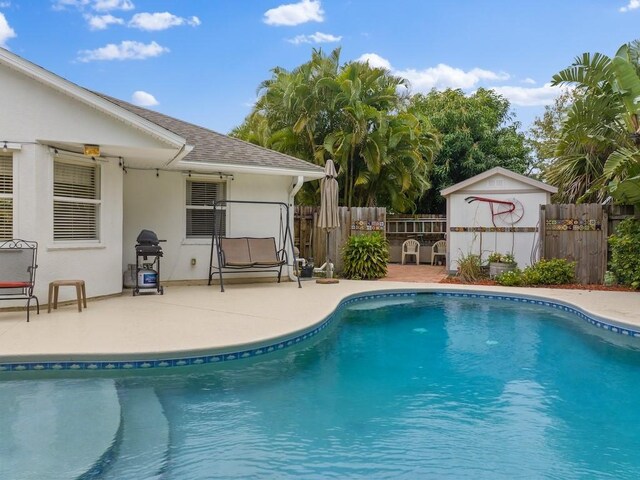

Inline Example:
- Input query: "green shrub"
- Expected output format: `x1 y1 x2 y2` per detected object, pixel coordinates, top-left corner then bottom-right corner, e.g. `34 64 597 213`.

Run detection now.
609 218 640 289
487 252 516 265
522 258 576 285
342 233 389 280
494 258 576 286
496 269 523 286
456 253 485 283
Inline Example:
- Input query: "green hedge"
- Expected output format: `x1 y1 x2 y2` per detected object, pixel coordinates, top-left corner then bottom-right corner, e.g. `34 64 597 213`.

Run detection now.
609 218 640 289
496 258 576 286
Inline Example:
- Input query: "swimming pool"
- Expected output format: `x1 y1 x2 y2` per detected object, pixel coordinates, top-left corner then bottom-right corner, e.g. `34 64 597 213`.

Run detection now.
3 293 640 479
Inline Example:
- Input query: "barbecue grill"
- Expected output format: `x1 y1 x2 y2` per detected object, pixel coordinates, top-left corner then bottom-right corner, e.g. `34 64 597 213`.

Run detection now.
134 229 164 296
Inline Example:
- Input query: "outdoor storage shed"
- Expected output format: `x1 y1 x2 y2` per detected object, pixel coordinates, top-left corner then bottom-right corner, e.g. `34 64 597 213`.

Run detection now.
441 167 557 273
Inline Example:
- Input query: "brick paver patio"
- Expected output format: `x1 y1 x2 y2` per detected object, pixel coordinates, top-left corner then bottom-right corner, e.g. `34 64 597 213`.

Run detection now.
382 263 448 283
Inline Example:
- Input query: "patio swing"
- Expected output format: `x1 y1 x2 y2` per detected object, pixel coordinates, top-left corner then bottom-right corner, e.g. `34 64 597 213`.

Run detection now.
207 200 301 292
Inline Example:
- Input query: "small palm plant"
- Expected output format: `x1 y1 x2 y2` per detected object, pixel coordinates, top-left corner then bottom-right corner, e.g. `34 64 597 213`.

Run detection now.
342 233 389 280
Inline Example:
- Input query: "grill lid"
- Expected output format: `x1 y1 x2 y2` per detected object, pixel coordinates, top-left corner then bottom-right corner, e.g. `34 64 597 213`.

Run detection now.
136 229 160 246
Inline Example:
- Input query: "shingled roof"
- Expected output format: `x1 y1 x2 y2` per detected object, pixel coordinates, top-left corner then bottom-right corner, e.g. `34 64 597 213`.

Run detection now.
94 92 324 175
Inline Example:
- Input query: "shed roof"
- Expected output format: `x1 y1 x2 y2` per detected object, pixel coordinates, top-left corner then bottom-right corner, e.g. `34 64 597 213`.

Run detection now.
440 167 558 196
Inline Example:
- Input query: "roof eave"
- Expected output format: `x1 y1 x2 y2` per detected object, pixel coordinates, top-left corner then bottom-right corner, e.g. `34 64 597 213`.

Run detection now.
0 48 187 150
177 160 325 179
440 167 558 196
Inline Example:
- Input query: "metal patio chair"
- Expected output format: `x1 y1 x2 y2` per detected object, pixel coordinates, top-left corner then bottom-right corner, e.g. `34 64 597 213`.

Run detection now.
0 239 39 321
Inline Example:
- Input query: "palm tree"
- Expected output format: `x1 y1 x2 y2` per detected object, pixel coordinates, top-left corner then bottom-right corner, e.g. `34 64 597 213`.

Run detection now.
550 41 640 206
233 48 440 211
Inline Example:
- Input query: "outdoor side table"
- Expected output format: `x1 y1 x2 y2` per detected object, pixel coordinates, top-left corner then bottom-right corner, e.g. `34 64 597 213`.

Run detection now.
48 280 87 313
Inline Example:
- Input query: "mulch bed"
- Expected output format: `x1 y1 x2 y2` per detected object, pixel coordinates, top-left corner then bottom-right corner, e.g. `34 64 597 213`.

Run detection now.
439 276 637 292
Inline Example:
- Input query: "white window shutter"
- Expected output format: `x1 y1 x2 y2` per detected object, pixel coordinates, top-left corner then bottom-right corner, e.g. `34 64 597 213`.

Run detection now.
0 155 12 240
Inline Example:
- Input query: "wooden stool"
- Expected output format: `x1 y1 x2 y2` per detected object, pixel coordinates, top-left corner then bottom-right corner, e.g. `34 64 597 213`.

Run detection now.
48 280 87 313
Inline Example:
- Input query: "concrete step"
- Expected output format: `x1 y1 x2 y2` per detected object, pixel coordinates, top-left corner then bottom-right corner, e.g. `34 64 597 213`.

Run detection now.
0 378 121 480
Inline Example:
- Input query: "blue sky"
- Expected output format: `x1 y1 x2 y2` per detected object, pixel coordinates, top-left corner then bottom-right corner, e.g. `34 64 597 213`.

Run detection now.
1 0 639 134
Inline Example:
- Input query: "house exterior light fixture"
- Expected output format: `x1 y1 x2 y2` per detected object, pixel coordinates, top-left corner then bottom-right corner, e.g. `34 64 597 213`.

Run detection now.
83 144 100 157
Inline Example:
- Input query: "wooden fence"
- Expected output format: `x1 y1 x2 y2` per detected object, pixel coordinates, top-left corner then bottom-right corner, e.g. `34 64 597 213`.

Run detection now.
607 205 636 237
539 204 636 284
294 206 386 272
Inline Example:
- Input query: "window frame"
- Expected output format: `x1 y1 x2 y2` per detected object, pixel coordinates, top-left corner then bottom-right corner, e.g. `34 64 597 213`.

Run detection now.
52 157 101 243
185 178 227 240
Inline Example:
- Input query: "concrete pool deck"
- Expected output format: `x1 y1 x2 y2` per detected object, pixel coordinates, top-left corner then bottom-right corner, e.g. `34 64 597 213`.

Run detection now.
0 280 638 364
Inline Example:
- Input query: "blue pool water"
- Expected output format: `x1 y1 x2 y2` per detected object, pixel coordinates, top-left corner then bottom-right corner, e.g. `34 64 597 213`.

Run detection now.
4 294 640 479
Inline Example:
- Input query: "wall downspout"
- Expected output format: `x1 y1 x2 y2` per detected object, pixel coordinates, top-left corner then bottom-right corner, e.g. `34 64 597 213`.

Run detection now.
288 176 305 281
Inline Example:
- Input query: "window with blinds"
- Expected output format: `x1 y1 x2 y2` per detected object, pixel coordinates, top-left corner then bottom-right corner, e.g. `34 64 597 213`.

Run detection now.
186 180 226 238
0 155 12 240
53 160 100 241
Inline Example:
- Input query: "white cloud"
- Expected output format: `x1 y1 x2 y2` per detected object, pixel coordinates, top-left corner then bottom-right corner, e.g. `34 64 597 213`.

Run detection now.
53 0 132 11
353 52 559 107
85 13 123 30
0 12 16 48
131 90 158 107
77 40 169 62
489 83 564 107
52 0 90 10
129 12 200 31
92 0 133 12
620 0 640 12
397 64 510 91
357 54 512 89
288 31 341 44
356 53 392 70
264 0 324 26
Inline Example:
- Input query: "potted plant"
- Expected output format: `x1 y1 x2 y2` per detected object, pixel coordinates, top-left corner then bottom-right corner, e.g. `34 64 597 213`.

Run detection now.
488 252 517 278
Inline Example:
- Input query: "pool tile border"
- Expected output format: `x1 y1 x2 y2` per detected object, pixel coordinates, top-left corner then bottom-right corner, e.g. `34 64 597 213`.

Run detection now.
1 290 637 372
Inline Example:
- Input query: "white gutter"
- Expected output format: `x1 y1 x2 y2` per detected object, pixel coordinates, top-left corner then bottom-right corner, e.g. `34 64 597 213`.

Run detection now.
177 160 325 179
288 175 305 282
165 143 195 166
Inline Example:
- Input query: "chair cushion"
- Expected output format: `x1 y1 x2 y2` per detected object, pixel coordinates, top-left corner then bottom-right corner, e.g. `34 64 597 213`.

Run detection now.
0 281 30 288
220 238 253 266
248 238 282 266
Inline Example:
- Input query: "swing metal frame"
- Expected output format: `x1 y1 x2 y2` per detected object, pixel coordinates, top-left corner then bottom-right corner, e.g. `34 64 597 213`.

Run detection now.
207 200 302 292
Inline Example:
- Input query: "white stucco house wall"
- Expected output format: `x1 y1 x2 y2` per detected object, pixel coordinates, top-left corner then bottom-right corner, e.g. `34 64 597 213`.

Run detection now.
0 48 324 304
441 167 557 273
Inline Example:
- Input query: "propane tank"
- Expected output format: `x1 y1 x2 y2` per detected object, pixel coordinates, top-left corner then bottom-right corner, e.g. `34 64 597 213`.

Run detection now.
137 264 158 288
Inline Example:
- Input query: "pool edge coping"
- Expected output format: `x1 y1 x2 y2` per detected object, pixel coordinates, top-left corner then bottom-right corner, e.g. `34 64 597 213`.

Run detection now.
1 286 638 372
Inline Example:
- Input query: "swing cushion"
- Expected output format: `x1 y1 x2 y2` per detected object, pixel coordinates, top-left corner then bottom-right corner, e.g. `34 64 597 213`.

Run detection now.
220 238 253 267
218 237 286 268
248 238 285 266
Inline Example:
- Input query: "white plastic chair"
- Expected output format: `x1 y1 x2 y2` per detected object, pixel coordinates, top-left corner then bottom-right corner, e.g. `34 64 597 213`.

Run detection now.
431 240 446 266
401 239 420 265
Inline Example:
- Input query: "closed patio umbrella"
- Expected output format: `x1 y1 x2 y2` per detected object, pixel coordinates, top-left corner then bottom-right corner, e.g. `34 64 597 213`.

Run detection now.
317 159 340 279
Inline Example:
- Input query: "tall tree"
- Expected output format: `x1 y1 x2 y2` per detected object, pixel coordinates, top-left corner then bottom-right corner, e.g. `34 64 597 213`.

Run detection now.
527 89 579 179
409 88 531 213
549 41 640 206
232 48 440 211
